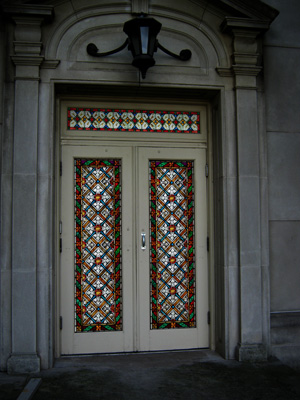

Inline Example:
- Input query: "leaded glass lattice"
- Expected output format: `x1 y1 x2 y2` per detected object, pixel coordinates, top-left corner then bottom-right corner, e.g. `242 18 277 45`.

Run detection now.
68 108 200 133
150 161 196 329
75 159 122 332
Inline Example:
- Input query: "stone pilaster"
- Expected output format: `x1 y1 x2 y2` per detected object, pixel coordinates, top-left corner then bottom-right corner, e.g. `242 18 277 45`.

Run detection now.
221 18 270 362
4 5 53 374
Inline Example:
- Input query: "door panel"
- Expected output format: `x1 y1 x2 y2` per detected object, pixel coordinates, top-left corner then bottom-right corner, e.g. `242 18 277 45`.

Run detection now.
137 147 209 351
60 146 134 354
60 145 208 355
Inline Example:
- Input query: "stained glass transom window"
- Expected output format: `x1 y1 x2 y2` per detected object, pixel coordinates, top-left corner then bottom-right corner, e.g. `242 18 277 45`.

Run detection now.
150 161 196 329
68 108 200 133
75 159 122 332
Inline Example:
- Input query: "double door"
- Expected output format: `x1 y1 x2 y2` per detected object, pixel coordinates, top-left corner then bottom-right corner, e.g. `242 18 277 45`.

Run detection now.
60 144 208 354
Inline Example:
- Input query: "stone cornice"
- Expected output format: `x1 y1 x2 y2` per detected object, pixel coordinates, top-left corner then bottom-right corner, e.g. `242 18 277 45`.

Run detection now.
212 0 279 22
216 65 262 77
41 59 61 70
219 17 265 80
216 67 234 77
4 4 55 79
221 17 271 34
12 55 44 67
13 41 42 55
232 65 262 76
3 5 54 23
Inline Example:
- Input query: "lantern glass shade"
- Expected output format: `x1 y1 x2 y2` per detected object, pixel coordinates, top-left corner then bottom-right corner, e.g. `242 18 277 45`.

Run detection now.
123 15 162 78
140 26 149 54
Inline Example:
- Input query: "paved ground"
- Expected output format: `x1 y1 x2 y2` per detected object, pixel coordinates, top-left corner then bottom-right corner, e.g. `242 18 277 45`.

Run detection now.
1 350 300 399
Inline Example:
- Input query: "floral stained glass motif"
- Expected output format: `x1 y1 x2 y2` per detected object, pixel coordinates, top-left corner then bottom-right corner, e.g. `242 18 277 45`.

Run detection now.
150 161 196 329
68 108 200 133
75 159 122 332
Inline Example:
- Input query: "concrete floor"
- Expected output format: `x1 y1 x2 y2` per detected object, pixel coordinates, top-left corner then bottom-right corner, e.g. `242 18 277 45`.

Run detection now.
1 350 300 399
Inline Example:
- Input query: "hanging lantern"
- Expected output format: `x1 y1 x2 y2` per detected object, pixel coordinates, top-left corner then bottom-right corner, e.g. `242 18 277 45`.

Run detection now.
123 15 162 79
87 14 192 79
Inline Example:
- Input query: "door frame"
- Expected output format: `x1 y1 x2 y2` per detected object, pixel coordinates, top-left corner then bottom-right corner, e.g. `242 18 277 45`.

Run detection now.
55 97 215 357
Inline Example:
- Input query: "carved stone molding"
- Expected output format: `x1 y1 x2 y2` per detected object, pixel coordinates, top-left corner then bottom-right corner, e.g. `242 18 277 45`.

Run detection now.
13 42 43 56
4 5 54 79
216 67 234 77
216 65 261 78
3 5 54 21
220 17 271 33
232 65 262 77
41 59 61 69
11 55 44 67
219 17 267 85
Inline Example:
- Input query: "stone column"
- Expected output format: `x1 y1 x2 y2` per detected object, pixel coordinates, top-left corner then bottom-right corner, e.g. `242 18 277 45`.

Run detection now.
221 18 270 361
5 5 53 374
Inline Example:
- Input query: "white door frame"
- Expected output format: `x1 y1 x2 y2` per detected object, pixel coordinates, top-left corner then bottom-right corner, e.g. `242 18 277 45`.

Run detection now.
55 99 214 357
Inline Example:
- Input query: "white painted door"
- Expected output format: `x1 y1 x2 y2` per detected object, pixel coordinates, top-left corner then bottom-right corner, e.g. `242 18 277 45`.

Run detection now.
137 147 209 351
60 144 208 355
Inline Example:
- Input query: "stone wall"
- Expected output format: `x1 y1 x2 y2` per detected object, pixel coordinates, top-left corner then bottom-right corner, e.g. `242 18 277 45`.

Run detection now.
263 0 300 365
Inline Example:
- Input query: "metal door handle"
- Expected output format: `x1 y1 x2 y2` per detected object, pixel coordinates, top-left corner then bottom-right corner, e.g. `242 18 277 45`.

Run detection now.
141 233 146 250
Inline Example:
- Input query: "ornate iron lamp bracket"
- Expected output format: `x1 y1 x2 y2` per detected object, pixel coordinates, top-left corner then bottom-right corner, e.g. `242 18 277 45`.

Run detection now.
157 42 191 61
87 40 191 61
86 15 192 78
87 39 129 57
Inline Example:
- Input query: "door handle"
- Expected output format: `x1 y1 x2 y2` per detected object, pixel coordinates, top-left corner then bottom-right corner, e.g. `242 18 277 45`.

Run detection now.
141 232 146 250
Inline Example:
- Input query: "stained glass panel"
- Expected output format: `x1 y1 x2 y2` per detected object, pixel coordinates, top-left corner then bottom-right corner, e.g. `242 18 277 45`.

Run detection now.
150 161 196 329
75 159 122 332
68 108 200 133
